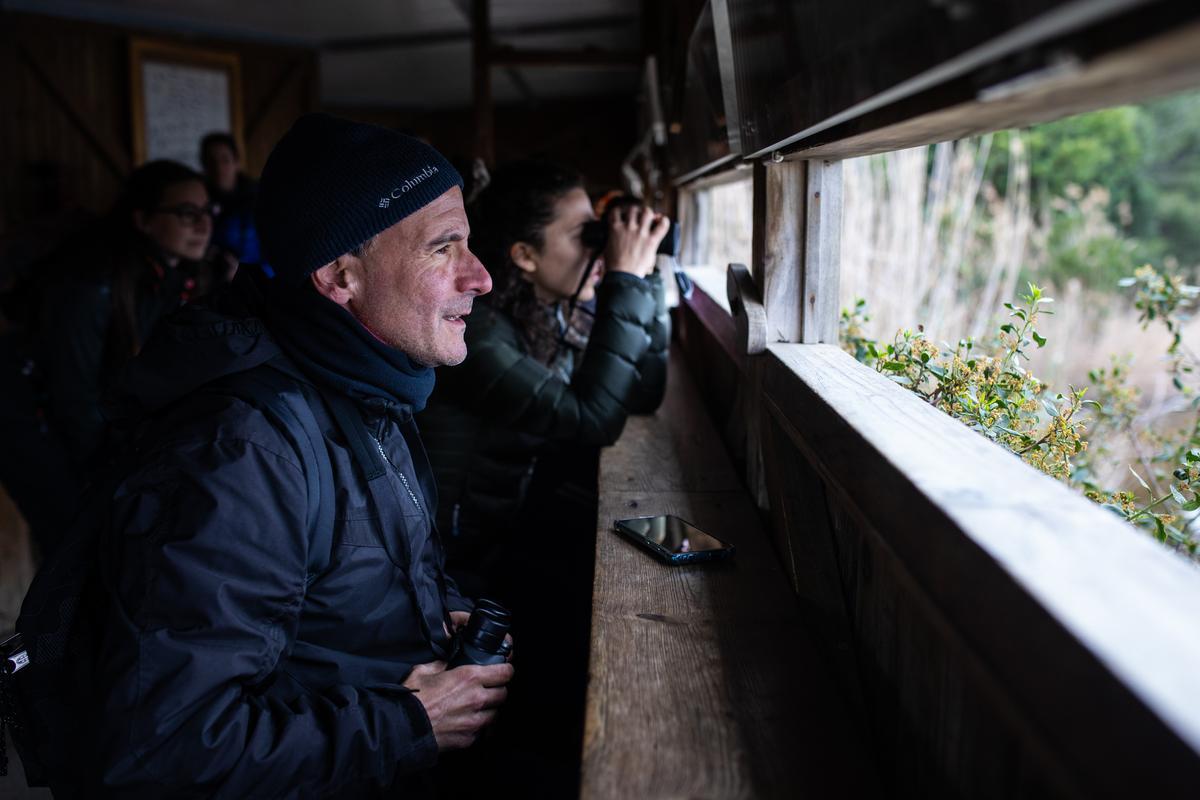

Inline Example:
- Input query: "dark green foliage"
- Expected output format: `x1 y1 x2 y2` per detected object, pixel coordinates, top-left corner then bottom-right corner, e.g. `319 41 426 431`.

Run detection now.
984 90 1200 289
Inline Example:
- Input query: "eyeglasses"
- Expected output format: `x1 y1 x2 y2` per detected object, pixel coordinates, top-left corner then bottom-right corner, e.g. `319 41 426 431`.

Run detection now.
153 203 220 227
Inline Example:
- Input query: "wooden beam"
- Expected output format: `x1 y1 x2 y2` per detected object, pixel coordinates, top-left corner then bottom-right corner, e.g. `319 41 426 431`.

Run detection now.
800 159 842 344
471 0 493 166
322 14 635 52
752 158 805 344
777 14 1200 161
500 66 538 108
16 42 129 180
488 46 641 69
448 0 537 108
737 0 1197 159
244 56 306 143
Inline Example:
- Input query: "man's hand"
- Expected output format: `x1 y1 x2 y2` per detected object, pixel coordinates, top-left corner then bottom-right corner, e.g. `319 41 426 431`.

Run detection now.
448 610 471 632
605 205 671 278
404 660 514 751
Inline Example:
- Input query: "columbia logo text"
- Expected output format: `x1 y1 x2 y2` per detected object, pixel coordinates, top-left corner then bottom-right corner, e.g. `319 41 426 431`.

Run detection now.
378 164 440 208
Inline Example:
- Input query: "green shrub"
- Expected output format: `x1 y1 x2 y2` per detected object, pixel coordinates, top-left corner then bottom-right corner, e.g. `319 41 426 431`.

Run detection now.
841 267 1200 557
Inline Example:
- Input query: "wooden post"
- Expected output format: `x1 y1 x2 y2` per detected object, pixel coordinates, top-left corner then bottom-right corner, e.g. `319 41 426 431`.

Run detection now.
471 0 494 166
753 159 806 344
802 159 843 344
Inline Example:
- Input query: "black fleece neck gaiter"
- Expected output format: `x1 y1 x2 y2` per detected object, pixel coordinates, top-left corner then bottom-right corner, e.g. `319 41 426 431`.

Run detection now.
257 272 436 413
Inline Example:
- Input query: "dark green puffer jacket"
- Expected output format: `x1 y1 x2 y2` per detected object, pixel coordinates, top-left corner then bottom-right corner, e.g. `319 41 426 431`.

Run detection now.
420 270 669 548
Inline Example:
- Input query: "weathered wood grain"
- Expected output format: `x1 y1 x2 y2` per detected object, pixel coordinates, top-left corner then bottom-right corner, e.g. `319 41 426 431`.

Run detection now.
820 481 1086 798
754 160 806 345
786 16 1200 162
584 350 880 798
763 343 1200 794
800 160 841 345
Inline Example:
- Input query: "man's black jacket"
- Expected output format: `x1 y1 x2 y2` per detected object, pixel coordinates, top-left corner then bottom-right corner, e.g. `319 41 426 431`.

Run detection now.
90 280 470 797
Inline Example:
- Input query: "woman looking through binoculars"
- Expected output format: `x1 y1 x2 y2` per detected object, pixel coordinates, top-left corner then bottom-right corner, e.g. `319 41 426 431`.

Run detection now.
419 158 670 794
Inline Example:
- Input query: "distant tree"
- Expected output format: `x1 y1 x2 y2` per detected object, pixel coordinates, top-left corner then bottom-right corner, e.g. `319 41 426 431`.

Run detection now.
980 91 1200 288
1141 92 1200 274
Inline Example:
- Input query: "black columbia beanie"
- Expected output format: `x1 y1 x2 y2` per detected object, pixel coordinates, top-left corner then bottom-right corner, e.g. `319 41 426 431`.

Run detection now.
256 113 462 283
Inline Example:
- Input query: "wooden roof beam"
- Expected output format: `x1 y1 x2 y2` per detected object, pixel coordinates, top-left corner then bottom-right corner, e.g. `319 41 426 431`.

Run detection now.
322 14 635 52
489 46 641 69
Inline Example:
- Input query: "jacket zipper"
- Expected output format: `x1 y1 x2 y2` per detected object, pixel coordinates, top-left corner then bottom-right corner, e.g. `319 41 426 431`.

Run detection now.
370 434 424 514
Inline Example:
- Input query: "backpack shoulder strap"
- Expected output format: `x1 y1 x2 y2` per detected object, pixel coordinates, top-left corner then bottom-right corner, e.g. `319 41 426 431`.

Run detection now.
214 365 335 581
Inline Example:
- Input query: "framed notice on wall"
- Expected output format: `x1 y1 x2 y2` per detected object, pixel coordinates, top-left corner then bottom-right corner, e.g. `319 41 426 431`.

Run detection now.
129 38 244 171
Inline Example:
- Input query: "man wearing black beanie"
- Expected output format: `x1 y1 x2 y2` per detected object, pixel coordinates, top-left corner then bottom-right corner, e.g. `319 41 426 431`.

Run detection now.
66 114 508 797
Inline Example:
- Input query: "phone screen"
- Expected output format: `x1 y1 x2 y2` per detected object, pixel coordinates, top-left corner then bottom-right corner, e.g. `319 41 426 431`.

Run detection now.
615 515 733 557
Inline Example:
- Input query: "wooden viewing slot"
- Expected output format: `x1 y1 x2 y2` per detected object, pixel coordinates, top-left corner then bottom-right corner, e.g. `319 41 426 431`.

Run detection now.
582 348 880 798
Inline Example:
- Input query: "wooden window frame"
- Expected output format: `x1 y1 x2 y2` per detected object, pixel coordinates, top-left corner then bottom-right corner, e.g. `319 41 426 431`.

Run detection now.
670 5 1200 791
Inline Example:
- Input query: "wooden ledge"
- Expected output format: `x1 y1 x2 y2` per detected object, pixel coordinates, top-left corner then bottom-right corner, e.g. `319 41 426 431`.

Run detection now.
763 343 1200 789
581 348 879 798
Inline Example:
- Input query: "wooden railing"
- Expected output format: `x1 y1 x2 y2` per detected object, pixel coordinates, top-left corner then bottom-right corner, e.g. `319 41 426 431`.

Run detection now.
671 282 1200 797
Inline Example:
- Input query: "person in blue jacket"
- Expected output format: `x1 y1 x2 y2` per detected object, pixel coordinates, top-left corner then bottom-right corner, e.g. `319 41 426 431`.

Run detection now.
200 131 262 276
88 114 511 797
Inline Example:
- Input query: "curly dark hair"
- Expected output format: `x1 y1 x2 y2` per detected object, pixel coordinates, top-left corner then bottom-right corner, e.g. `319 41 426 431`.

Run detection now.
468 159 584 327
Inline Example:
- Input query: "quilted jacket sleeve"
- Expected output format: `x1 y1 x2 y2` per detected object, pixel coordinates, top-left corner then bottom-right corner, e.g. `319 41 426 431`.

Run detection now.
624 271 670 414
94 400 437 798
456 272 662 447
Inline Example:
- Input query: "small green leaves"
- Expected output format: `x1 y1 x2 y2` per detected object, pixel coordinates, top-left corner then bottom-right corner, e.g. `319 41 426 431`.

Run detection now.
841 276 1200 560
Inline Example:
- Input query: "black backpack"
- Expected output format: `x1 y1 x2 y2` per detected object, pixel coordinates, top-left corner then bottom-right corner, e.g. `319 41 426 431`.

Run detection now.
0 364 336 793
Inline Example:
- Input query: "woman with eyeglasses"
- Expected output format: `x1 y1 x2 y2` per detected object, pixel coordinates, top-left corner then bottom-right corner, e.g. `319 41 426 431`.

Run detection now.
36 159 216 470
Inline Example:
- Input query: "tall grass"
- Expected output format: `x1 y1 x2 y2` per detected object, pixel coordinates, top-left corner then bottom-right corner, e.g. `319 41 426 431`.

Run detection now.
840 135 1200 516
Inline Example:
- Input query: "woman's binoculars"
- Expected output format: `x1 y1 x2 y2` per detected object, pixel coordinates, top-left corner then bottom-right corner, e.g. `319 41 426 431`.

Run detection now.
581 197 679 258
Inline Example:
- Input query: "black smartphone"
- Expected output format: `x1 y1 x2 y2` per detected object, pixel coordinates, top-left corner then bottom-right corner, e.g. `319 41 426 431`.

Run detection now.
613 515 736 565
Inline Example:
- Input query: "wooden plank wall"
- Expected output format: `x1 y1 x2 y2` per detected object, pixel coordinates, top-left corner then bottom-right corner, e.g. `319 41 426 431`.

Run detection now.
755 389 1082 799
0 11 318 240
